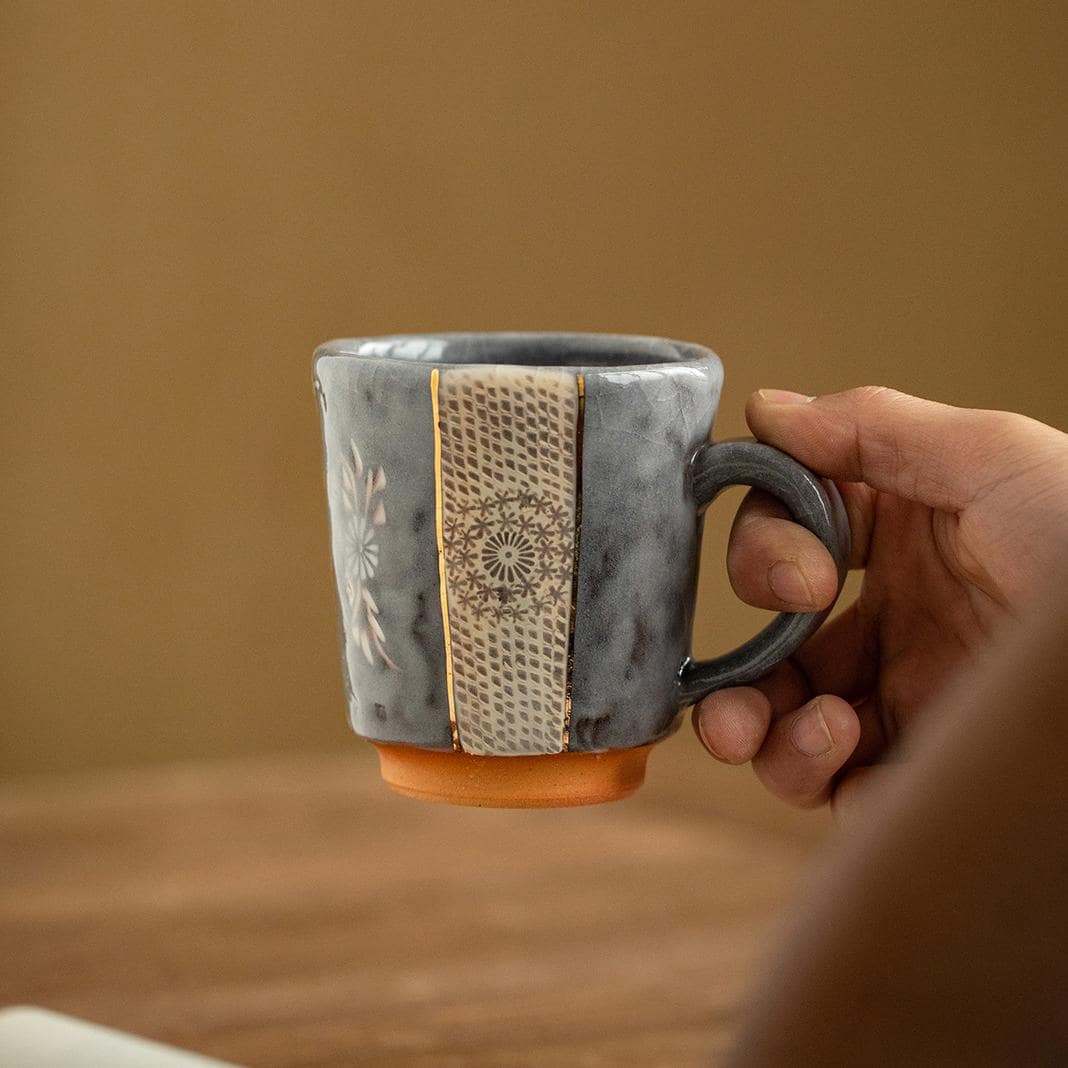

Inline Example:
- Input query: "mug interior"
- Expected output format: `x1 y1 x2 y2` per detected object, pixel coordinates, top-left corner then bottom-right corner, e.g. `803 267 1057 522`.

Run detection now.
316 332 716 368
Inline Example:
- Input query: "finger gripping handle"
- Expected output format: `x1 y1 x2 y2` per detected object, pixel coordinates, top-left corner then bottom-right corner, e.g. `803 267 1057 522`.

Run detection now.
677 440 850 705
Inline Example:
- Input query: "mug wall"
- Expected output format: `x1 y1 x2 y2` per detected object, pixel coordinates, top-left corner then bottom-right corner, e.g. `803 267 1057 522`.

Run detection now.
316 344 721 756
315 355 452 750
568 363 721 749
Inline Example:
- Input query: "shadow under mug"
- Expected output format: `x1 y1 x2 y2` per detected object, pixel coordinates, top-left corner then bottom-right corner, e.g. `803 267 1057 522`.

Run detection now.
314 333 849 807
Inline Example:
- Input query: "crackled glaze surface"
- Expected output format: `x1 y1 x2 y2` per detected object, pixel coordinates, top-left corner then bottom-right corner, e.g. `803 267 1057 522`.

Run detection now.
315 355 452 749
315 334 722 755
567 365 720 750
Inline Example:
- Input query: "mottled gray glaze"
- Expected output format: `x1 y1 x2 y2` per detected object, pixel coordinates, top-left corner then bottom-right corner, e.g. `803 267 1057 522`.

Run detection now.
315 354 452 748
314 334 848 755
567 364 720 750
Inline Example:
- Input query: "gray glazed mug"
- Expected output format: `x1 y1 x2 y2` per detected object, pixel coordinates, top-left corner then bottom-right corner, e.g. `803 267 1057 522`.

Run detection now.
314 333 848 807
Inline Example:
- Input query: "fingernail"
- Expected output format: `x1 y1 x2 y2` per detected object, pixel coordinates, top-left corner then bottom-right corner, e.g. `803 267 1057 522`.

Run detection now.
757 389 814 405
695 708 727 760
768 559 815 609
791 700 833 757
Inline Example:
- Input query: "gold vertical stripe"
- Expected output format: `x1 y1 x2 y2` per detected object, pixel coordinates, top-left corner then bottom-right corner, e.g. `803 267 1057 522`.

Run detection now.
431 368 461 751
562 372 585 750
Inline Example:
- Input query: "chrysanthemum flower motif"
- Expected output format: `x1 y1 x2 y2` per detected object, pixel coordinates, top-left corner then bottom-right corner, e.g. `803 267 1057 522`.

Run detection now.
480 530 536 585
340 440 398 670
440 489 574 623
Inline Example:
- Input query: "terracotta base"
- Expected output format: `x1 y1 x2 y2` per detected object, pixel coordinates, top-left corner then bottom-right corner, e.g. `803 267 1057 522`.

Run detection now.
372 742 654 808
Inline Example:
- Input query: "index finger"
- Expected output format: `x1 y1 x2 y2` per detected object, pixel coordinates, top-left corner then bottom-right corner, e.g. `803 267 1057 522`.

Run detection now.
747 387 1005 511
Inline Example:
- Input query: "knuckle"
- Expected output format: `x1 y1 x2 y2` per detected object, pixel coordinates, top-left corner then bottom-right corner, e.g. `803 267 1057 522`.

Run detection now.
850 386 921 492
980 408 1042 445
753 759 828 808
845 384 906 411
733 489 788 528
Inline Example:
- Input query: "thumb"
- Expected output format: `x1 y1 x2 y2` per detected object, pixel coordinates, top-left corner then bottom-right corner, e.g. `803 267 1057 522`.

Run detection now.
747 386 1009 511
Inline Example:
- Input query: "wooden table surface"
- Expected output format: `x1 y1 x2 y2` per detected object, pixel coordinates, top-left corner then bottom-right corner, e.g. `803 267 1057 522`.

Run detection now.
0 734 828 1067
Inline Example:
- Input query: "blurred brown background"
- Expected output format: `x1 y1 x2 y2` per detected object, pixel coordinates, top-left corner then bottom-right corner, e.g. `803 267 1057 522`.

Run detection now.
3 1 1066 776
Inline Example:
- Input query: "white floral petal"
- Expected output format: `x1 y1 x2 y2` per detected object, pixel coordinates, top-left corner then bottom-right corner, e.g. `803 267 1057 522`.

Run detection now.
371 501 386 527
368 613 385 641
362 587 378 613
359 629 372 662
373 468 387 492
351 443 364 477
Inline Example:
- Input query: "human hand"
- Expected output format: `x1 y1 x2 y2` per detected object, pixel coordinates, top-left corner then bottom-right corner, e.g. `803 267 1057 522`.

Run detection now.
693 387 1068 815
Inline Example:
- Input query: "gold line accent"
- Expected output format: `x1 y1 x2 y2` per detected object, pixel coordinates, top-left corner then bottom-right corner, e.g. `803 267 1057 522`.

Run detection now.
562 373 585 751
431 368 461 751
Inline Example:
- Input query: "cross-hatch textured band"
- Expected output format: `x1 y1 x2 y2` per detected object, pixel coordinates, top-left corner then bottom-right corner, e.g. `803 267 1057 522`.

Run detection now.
433 367 583 755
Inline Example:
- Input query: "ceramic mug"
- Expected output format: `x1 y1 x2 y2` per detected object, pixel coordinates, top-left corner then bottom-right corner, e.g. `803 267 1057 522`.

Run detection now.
314 334 848 806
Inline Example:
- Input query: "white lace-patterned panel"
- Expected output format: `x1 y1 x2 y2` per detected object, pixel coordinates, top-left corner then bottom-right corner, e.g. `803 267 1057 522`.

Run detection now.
436 367 580 755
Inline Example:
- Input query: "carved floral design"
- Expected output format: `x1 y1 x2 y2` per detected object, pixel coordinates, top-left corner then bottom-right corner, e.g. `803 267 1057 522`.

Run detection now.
340 441 398 670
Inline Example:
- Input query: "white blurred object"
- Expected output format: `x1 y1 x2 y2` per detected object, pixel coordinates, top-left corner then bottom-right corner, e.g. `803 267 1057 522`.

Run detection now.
0 1007 240 1067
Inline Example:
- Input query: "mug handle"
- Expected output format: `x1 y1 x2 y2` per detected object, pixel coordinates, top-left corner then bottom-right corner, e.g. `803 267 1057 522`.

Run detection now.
677 440 851 705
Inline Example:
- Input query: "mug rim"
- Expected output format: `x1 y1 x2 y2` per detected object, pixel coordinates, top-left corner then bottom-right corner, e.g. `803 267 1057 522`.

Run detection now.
314 332 720 371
